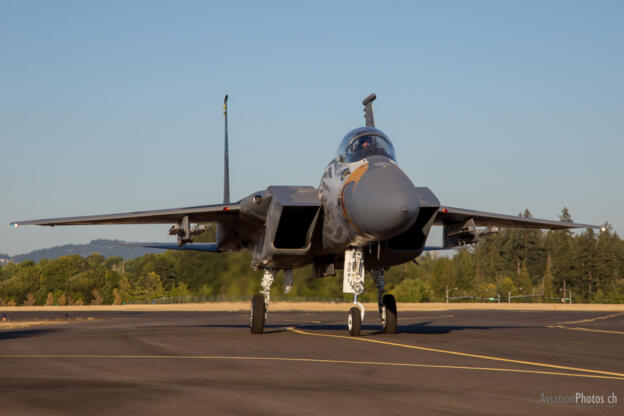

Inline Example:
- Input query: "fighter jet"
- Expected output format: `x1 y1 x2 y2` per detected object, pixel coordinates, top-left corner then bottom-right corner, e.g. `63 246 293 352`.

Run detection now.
11 94 602 336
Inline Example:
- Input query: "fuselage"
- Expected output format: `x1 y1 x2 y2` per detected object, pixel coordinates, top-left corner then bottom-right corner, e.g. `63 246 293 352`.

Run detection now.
238 126 440 272
317 127 430 267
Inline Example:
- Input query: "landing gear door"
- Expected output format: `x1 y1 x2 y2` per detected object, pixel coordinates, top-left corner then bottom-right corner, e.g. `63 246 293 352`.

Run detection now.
343 248 365 294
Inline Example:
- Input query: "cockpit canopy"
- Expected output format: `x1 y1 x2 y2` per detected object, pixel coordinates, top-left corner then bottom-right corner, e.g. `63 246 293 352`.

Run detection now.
336 127 396 163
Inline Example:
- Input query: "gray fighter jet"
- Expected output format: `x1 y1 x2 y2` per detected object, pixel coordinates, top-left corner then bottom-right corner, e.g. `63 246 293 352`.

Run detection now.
11 94 602 336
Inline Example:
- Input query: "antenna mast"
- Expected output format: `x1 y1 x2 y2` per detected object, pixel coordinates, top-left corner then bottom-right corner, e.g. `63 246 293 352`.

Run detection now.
362 93 376 127
223 94 230 204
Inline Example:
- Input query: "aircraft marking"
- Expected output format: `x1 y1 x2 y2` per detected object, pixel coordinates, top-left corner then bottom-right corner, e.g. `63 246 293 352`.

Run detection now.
342 163 369 192
340 168 350 180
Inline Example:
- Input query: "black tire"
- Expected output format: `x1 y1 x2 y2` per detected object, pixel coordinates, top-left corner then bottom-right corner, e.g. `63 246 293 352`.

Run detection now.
348 307 361 337
250 294 266 334
382 294 397 334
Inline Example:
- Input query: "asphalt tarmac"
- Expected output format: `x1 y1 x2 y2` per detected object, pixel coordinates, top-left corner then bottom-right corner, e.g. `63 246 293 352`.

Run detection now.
0 309 622 415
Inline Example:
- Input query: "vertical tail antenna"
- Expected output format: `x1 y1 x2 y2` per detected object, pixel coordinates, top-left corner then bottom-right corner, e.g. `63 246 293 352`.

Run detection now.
223 94 230 204
362 93 376 127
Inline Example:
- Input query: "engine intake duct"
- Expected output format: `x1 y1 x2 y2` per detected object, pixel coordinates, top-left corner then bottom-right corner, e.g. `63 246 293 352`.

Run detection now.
274 206 319 249
263 186 321 251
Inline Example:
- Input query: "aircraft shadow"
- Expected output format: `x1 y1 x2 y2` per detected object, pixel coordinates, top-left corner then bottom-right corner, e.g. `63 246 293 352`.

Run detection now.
0 328 61 341
394 321 522 335
193 321 522 335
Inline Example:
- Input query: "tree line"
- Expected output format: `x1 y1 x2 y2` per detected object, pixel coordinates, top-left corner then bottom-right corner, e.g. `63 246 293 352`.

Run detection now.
1 209 622 305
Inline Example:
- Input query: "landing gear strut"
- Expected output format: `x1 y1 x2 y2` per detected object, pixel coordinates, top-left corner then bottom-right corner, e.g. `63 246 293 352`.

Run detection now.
250 268 275 334
343 247 365 336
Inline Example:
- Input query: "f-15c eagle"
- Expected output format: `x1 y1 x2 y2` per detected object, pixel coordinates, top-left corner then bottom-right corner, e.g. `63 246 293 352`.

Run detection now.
11 94 601 336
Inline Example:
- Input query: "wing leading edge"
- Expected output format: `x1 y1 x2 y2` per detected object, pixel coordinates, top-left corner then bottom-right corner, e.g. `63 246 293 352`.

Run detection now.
434 206 601 230
122 242 219 252
10 203 240 227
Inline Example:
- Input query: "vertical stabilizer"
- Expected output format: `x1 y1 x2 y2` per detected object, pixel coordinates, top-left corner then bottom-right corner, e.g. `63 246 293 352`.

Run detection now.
223 94 230 204
362 93 376 127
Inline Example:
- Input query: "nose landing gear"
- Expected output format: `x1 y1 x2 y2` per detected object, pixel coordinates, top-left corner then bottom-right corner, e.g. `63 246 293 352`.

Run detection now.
343 249 399 335
344 247 366 336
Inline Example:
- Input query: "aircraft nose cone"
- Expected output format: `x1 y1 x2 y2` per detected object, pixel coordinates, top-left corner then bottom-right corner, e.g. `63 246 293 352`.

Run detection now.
342 157 419 240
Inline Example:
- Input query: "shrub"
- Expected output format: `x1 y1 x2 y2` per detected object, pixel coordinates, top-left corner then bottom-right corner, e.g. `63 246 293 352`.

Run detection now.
45 292 55 306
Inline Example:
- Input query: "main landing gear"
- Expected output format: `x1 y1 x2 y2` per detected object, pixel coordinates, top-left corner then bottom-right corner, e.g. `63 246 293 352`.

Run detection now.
250 257 398 336
250 268 275 334
373 269 397 334
249 268 294 334
343 248 398 336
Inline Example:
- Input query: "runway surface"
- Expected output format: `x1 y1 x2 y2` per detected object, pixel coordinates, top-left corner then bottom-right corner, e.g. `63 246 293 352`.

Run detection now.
1 308 622 415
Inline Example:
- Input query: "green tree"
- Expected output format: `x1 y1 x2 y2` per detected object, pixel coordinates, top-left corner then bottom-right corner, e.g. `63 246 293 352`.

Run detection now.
541 255 555 300
170 282 192 298
391 279 432 302
133 272 165 303
118 275 132 303
544 210 575 295
573 229 597 301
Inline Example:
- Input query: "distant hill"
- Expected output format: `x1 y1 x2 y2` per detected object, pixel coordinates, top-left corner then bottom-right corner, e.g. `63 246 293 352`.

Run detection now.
10 239 161 263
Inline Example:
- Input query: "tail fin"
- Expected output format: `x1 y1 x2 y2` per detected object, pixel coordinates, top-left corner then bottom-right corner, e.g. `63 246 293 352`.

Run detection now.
223 94 230 204
362 93 376 127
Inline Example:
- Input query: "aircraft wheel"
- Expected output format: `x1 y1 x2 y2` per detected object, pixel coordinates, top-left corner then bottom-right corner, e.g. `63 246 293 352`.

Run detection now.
348 307 361 337
250 294 266 334
382 294 397 334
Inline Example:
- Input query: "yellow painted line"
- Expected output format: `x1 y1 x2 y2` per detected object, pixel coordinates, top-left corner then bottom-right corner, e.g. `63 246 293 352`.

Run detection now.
287 327 624 378
557 312 623 326
547 312 624 335
0 354 622 381
548 325 624 335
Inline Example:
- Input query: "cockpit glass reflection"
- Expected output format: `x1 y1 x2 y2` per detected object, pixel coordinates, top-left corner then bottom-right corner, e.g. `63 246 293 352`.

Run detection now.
343 135 395 162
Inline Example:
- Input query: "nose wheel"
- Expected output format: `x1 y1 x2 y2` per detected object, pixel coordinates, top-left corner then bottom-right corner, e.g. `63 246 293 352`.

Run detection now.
347 306 362 336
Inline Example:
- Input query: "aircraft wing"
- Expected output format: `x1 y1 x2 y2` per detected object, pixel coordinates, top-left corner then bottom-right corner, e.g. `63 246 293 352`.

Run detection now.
10 203 240 227
122 242 219 252
434 206 601 230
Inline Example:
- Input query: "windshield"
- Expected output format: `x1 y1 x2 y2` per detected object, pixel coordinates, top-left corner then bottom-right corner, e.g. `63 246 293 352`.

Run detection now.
336 127 396 163
344 135 395 162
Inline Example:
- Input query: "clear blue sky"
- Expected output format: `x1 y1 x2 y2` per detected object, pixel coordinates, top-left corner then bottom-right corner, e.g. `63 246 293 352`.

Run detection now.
1 0 622 256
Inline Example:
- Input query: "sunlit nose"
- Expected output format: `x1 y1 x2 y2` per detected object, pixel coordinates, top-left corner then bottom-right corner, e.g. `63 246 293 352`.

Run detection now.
342 157 419 239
